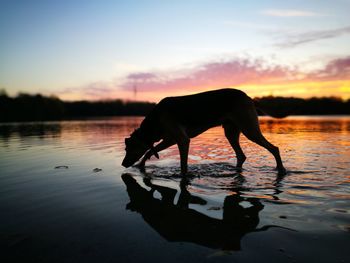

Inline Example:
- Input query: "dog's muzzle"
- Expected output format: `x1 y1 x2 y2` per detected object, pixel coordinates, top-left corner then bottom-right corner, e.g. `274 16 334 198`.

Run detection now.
122 158 133 168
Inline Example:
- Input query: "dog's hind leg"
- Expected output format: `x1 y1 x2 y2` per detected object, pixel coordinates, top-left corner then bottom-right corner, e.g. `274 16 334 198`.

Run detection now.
238 108 286 175
223 123 246 169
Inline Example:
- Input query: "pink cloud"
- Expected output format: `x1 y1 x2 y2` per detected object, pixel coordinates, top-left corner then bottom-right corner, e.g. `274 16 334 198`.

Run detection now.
121 57 296 92
57 81 121 101
58 55 350 101
310 56 350 79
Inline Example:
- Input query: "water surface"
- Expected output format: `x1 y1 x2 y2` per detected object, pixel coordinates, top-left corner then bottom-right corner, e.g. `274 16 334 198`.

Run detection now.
0 116 349 262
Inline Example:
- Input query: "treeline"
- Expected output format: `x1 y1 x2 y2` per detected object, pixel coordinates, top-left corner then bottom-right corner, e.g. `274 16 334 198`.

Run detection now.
255 96 350 116
0 92 155 122
0 91 349 122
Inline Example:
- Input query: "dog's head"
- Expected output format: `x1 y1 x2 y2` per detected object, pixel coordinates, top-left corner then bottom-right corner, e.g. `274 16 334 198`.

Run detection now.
122 132 148 167
122 129 159 168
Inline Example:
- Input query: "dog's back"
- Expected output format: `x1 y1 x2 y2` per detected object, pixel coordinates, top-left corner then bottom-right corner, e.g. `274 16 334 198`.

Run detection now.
153 88 251 129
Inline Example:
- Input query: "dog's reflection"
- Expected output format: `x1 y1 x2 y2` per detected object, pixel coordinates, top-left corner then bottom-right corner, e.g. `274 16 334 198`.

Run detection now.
122 173 280 251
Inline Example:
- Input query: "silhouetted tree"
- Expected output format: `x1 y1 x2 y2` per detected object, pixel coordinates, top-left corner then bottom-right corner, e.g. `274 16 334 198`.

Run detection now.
256 96 350 116
0 90 349 122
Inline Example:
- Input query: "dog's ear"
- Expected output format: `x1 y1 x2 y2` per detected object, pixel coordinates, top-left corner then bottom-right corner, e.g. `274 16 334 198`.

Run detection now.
125 137 130 146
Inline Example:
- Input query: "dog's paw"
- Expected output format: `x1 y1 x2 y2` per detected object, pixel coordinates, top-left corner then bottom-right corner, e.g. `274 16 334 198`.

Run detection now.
234 166 243 172
277 167 287 176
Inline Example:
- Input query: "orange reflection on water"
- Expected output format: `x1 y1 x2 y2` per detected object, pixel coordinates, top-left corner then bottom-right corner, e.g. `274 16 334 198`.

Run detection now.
142 116 350 200
1 115 349 242
1 115 350 253
158 116 348 169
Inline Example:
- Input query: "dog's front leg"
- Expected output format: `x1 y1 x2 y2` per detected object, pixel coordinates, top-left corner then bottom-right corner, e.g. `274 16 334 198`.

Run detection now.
138 139 175 170
161 117 190 175
177 136 190 175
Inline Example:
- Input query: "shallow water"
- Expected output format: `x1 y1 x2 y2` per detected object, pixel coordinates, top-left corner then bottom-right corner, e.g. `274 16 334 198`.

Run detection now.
0 116 349 262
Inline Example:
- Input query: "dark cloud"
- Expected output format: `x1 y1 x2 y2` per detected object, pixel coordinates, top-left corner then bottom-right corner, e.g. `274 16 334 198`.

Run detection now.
276 26 350 48
127 73 158 81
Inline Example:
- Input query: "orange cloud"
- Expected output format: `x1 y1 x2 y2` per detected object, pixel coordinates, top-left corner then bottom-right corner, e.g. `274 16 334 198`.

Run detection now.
121 56 350 100
58 56 350 102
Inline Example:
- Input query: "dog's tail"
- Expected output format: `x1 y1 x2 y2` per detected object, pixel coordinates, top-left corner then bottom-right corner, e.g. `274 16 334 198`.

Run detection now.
253 99 290 119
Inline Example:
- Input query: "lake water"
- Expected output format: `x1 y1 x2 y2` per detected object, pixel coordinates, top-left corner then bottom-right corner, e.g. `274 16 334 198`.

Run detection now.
0 116 349 262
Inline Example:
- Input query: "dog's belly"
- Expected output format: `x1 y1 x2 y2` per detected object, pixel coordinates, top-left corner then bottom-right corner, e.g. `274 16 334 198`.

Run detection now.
185 121 224 138
186 127 209 138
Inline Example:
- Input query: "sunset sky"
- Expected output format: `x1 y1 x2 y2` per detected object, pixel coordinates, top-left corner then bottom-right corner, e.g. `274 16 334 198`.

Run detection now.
1 0 350 102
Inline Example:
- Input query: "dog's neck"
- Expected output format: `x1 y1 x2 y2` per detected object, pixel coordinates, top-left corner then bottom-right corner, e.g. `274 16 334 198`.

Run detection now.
138 113 161 146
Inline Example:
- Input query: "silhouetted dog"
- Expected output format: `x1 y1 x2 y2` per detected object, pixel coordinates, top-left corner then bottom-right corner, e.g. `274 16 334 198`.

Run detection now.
122 88 286 175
